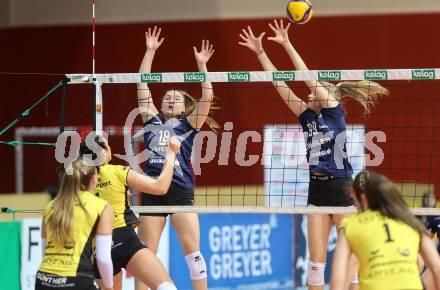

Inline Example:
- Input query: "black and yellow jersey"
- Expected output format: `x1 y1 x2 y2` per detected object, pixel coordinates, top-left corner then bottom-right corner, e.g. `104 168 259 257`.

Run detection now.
95 164 139 229
341 210 422 290
39 191 107 277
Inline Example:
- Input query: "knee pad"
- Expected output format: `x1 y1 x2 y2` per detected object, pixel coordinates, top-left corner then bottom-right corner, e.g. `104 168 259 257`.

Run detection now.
185 251 207 280
157 281 177 290
308 261 326 286
352 273 359 284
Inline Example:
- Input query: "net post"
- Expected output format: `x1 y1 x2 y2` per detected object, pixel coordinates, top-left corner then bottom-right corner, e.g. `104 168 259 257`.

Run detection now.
56 77 69 192
55 76 69 192
60 77 68 134
14 129 23 194
92 79 96 132
58 77 68 193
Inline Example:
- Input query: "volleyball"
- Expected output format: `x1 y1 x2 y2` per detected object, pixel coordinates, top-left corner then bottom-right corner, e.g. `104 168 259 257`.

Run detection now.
286 0 314 25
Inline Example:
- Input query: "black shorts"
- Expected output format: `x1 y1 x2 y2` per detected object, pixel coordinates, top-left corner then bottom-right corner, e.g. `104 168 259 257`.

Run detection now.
35 271 97 290
307 176 354 207
140 182 194 217
94 226 146 278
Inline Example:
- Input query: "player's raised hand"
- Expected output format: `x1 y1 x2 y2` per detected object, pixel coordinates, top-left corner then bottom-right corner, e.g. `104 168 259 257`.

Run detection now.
238 26 266 55
145 26 165 51
167 136 181 154
194 39 214 65
267 19 291 45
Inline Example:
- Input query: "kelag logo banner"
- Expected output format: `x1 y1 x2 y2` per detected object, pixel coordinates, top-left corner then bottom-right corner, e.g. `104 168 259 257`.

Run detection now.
169 214 294 290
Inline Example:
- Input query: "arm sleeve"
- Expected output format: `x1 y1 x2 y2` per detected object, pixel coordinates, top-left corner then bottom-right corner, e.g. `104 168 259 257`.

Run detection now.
95 234 113 289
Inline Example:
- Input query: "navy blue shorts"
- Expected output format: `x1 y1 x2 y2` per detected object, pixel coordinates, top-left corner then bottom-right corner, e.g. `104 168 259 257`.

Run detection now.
140 182 194 216
307 176 354 206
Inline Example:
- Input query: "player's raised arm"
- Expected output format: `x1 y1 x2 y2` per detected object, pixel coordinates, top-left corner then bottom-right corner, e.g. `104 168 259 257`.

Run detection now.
137 26 163 123
268 19 338 108
187 40 215 130
127 136 181 195
239 26 307 116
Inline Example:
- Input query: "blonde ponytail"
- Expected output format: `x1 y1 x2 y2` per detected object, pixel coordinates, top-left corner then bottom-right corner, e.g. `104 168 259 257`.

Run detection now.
321 80 389 115
48 159 95 247
170 90 220 133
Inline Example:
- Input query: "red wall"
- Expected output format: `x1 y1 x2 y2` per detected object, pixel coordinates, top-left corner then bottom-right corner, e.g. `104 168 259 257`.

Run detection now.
1 13 440 195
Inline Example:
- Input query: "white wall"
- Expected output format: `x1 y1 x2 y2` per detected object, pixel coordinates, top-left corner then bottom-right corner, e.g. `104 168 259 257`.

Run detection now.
4 0 440 27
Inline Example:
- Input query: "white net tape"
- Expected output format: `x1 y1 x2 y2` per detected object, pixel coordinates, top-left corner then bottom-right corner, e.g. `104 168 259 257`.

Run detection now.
66 68 440 84
131 205 440 215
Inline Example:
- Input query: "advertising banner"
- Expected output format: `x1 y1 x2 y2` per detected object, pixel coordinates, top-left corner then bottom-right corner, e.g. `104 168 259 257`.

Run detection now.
169 214 294 290
0 221 21 290
20 218 43 290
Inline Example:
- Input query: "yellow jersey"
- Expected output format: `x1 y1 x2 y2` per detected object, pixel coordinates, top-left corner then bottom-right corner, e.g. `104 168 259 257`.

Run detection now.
95 164 139 229
341 210 422 290
39 191 107 277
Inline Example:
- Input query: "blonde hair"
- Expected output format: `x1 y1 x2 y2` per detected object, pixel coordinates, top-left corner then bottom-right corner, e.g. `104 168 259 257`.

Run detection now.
164 90 220 132
48 159 96 247
320 81 389 115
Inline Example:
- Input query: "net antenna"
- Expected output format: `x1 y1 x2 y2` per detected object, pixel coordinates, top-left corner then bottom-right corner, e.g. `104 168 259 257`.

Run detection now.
92 0 96 75
91 0 103 136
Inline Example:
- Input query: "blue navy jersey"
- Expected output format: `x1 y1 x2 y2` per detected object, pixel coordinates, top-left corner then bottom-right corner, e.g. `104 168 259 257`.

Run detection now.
426 215 440 253
299 105 353 177
143 114 198 190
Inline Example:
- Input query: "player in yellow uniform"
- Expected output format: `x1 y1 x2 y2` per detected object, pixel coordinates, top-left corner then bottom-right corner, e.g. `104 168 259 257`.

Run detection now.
80 136 180 290
330 171 440 290
36 158 114 290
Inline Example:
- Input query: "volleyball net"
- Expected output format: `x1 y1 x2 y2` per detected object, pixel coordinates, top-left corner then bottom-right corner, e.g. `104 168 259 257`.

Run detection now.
4 68 440 215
